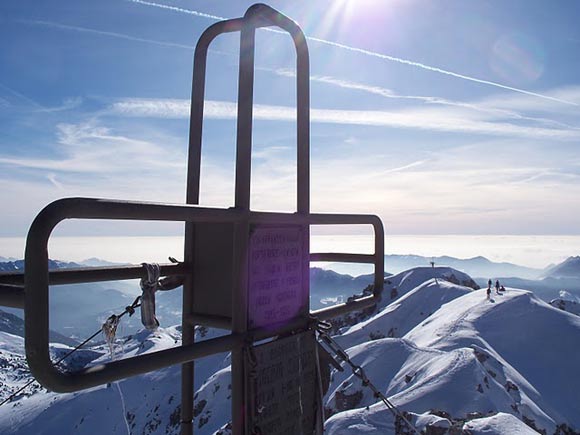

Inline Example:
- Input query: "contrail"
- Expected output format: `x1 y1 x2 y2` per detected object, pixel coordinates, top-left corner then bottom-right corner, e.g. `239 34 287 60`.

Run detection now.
127 0 578 107
0 81 42 108
22 19 195 51
306 36 578 107
128 0 225 21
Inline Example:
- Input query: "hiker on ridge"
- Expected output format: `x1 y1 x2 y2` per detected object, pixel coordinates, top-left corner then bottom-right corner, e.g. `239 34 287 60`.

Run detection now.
487 279 492 300
495 280 500 295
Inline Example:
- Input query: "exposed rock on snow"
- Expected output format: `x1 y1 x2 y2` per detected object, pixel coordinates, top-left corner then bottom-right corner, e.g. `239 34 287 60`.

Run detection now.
549 297 580 316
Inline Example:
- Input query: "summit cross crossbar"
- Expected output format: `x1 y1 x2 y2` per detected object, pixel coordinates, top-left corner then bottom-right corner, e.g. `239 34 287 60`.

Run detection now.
0 4 385 435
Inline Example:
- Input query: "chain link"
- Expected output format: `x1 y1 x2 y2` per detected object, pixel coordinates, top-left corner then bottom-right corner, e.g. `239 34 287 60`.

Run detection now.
316 323 420 435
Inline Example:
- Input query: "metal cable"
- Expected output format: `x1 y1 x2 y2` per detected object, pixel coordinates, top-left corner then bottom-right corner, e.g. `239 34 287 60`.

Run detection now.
0 295 142 408
316 324 420 435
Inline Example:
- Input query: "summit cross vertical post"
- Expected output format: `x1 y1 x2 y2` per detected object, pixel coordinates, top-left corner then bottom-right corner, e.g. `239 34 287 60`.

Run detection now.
183 5 311 433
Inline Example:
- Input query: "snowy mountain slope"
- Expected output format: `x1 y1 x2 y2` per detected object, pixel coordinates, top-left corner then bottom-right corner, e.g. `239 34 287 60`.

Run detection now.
0 332 44 403
324 336 557 433
325 287 580 434
335 278 474 348
382 267 479 301
192 366 232 434
333 266 478 332
405 289 580 428
0 326 232 435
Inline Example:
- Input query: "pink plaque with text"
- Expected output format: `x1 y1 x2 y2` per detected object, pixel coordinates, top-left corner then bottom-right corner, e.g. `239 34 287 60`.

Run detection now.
248 226 306 328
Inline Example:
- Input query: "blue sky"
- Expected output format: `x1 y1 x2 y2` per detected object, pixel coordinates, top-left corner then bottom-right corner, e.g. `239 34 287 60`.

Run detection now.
1 0 580 237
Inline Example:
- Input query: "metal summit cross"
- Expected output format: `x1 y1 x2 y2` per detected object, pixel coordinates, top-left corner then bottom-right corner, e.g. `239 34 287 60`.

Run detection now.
0 4 384 435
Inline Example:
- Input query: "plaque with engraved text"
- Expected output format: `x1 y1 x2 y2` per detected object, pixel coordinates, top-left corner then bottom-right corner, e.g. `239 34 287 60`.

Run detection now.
248 226 306 328
247 331 317 435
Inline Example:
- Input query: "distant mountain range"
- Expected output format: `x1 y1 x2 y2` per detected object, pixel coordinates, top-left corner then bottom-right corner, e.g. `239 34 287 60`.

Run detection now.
471 256 580 302
0 258 84 272
325 253 544 279
385 254 545 279
1 255 579 339
541 255 580 279
0 308 78 347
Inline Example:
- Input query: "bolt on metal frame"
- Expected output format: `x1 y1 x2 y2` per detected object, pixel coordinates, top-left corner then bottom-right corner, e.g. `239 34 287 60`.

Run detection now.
0 4 385 435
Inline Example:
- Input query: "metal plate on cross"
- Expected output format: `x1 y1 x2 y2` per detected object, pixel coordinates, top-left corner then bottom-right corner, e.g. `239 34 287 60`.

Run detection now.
248 225 307 329
246 330 318 435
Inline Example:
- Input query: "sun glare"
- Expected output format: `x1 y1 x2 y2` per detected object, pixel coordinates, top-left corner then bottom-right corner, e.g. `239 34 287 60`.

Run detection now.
316 0 397 43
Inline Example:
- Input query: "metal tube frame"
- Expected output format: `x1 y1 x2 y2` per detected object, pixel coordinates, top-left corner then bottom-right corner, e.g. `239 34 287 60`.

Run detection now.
20 197 383 388
0 4 387 435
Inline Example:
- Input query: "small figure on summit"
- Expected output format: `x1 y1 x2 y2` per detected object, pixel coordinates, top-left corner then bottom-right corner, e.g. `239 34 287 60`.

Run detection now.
495 280 501 295
487 279 492 300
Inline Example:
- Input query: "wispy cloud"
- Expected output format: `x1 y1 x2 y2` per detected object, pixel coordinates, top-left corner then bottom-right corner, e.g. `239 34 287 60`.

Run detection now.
0 121 184 174
21 12 579 130
2 107 578 236
108 97 580 140
36 97 83 113
478 85 580 115
306 144 580 234
272 68 580 130
127 0 579 107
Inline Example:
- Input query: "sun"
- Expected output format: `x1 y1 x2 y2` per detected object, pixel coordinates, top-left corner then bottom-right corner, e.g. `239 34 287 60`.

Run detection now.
315 0 396 41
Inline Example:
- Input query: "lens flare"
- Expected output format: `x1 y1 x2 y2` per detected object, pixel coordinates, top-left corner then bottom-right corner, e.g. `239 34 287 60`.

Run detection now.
490 32 545 85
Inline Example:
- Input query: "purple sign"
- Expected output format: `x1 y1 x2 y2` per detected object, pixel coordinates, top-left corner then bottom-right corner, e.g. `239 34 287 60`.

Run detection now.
248 226 306 328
